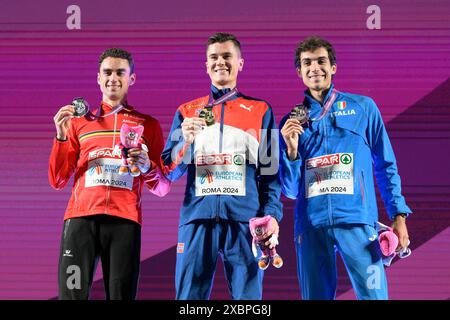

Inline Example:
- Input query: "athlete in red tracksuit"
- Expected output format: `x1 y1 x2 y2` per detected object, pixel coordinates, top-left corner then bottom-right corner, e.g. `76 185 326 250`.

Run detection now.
49 48 170 300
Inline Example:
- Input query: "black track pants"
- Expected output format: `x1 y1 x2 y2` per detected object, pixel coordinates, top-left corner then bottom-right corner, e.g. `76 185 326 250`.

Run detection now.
58 215 141 300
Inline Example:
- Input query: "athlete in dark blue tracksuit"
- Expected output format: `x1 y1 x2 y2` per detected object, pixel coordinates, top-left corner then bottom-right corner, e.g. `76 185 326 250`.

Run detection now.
279 36 412 300
162 33 282 300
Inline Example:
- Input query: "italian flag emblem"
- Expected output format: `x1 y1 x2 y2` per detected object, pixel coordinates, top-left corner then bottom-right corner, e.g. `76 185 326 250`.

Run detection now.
337 101 347 110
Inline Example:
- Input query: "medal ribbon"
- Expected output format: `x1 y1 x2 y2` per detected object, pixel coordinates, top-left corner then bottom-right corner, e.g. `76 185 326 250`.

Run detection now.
88 103 126 120
206 88 239 108
309 88 338 122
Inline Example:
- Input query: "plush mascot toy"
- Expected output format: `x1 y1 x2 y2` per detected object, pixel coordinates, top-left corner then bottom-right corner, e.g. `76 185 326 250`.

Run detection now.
378 221 411 266
114 124 148 177
249 215 283 270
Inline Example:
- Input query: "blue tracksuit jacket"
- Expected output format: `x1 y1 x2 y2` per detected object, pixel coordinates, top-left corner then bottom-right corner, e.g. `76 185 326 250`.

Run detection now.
279 84 412 237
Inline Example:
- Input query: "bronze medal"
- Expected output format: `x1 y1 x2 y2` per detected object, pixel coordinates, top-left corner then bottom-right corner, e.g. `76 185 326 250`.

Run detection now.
290 104 309 125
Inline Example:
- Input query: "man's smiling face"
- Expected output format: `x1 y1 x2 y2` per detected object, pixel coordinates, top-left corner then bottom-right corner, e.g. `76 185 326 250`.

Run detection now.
206 40 244 89
97 57 135 102
297 47 336 93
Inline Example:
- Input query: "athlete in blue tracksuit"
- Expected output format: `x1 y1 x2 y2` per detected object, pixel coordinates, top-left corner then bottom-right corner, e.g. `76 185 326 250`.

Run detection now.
279 36 412 300
162 33 282 300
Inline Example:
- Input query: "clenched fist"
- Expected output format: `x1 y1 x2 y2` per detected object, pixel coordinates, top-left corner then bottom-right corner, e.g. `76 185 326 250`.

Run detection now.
53 105 75 140
280 119 304 160
181 117 206 144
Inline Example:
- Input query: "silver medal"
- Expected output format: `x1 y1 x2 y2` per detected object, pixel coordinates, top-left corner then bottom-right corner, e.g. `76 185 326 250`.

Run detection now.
71 97 90 118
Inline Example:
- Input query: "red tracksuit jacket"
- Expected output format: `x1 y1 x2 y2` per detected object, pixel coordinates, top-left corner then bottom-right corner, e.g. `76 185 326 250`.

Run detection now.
48 101 170 225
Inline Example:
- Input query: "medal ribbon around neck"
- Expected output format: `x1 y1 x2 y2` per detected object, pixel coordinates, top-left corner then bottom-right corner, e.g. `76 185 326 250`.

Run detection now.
309 88 338 122
206 88 239 107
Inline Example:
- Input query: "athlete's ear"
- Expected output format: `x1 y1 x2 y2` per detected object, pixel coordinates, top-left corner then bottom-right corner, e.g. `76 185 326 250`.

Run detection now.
331 64 337 76
97 72 101 85
129 73 136 86
238 58 244 72
296 67 302 79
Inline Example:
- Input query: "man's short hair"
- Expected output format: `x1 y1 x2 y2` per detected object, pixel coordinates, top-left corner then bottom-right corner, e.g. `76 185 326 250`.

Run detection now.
206 32 241 53
294 36 336 69
99 48 135 73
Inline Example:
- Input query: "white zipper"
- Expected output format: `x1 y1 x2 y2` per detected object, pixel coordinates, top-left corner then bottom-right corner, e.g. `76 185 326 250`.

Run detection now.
74 179 80 204
323 111 333 225
112 112 118 148
105 113 118 213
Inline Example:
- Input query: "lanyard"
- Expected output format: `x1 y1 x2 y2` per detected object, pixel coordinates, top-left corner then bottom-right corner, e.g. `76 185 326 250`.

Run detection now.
87 103 126 120
206 88 239 107
309 88 338 122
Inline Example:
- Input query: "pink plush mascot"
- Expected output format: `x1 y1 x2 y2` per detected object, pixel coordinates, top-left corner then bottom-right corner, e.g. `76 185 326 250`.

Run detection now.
114 123 148 177
249 215 283 270
378 221 411 266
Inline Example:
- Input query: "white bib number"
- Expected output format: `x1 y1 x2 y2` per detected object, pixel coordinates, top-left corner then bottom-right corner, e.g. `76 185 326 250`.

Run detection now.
195 153 246 196
305 153 354 198
85 157 133 190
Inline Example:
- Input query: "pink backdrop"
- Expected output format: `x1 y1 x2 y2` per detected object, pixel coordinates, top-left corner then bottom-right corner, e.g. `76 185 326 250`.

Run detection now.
0 0 449 299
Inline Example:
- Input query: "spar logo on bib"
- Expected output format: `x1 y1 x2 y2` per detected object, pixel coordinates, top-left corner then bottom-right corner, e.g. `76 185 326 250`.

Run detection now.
340 153 352 165
233 154 244 165
306 154 340 169
306 153 353 169
196 154 232 166
88 148 121 160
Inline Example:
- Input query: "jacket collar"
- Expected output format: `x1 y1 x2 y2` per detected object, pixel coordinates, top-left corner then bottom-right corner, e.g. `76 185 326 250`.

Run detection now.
101 100 133 112
209 84 241 105
303 83 335 108
211 84 232 100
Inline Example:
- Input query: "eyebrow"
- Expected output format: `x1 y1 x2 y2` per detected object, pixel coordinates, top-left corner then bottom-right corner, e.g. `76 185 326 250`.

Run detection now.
208 52 232 57
301 56 328 62
101 68 127 72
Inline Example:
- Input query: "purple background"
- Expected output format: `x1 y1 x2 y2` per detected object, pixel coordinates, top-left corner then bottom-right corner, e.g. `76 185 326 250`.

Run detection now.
0 0 449 299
